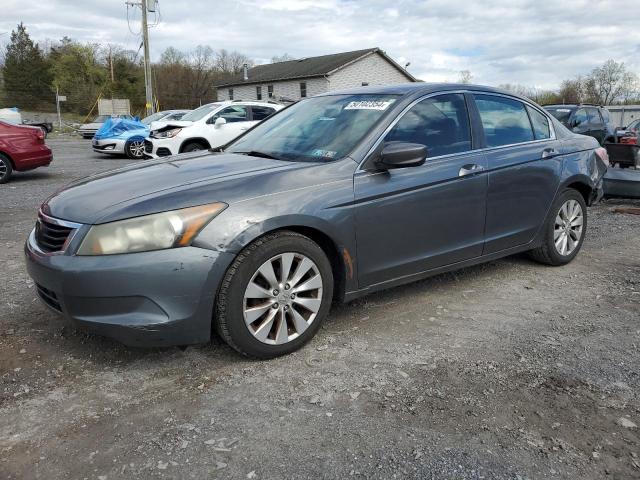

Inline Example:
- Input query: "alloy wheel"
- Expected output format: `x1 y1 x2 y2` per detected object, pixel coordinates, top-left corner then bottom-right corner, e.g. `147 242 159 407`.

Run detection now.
129 140 145 158
554 199 583 256
243 252 323 345
0 159 7 179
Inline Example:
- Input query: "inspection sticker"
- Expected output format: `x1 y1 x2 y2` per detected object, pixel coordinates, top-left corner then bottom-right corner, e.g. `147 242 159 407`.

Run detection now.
312 149 337 158
344 100 395 110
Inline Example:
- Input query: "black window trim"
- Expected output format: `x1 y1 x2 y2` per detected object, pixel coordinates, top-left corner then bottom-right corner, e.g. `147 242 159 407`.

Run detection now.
248 105 275 121
357 90 556 173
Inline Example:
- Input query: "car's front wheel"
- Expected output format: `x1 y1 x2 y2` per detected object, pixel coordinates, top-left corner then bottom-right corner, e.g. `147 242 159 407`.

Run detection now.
0 154 13 184
529 188 587 266
181 141 207 153
216 231 334 358
125 138 146 159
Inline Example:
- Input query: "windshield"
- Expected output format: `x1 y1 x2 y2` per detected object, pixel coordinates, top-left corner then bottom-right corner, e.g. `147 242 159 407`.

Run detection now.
545 107 573 126
141 112 166 125
181 103 223 122
227 94 399 162
92 115 109 123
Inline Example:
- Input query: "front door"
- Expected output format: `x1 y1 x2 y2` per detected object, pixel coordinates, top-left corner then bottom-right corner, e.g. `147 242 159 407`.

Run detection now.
207 105 251 147
354 93 488 288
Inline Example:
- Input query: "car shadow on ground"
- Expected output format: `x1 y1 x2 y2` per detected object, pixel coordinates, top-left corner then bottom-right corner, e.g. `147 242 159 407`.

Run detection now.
37 253 537 366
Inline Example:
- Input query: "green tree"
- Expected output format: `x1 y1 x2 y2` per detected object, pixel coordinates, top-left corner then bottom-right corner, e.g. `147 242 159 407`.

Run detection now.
2 23 52 110
49 38 107 115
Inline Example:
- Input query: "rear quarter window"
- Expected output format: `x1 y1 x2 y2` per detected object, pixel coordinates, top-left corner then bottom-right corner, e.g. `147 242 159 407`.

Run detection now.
526 105 551 140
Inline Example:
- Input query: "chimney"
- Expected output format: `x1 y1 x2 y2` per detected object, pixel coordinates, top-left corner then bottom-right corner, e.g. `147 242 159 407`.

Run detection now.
243 64 249 81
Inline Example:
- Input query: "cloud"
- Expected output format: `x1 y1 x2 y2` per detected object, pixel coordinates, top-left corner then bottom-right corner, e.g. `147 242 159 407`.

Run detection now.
1 0 638 89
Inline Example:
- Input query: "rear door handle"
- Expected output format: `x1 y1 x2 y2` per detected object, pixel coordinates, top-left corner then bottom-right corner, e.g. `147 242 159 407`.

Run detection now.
458 164 485 177
542 148 560 159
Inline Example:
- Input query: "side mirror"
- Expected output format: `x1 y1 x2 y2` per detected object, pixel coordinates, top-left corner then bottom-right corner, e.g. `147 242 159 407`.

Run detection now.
377 142 427 169
214 117 227 128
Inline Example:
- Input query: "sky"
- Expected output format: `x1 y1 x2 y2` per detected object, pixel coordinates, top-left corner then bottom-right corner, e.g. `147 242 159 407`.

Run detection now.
2 0 639 90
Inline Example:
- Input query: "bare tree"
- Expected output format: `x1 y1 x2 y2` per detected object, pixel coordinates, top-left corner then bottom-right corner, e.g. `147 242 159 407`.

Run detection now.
215 49 253 74
558 78 583 104
583 60 638 105
458 70 472 84
271 53 295 63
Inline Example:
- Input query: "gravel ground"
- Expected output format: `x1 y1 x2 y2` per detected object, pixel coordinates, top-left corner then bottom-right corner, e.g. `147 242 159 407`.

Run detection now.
1 138 639 479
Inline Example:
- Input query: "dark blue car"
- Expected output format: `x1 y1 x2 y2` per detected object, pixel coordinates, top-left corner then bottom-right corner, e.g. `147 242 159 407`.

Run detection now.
25 84 608 358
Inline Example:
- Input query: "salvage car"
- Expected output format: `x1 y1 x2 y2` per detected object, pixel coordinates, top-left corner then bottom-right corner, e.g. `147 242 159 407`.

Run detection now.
92 110 189 159
615 118 640 144
0 120 52 183
79 114 135 139
544 104 615 144
603 143 640 198
25 84 608 358
143 101 282 158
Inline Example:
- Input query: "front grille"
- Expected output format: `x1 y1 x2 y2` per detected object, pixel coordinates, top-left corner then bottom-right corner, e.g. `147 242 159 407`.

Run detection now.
36 284 62 312
144 139 153 153
35 218 73 253
157 147 172 157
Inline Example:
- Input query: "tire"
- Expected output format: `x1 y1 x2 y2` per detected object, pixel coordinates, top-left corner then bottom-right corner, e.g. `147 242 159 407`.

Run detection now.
181 141 207 153
529 189 587 266
0 154 13 184
216 231 334 359
125 138 145 159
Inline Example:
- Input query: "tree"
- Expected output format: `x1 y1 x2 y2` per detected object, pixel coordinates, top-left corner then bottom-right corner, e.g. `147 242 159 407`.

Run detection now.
48 38 107 115
2 23 52 110
458 70 472 84
558 78 583 104
215 49 253 74
271 53 295 63
583 60 638 105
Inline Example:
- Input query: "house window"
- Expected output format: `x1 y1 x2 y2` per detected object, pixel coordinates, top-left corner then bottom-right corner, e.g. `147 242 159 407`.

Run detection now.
256 86 262 100
362 82 369 86
228 88 234 100
268 85 274 99
300 82 307 98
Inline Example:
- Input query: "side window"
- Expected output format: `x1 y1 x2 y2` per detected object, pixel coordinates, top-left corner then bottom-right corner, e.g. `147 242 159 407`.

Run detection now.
251 106 275 121
600 108 610 123
526 105 551 140
210 106 249 123
587 108 603 125
573 109 588 128
300 82 307 98
228 88 234 101
267 85 274 99
384 93 471 157
256 86 262 101
474 95 534 147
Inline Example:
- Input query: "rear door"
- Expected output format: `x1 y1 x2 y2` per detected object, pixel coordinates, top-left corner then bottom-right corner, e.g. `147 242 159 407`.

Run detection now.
586 107 605 144
354 93 488 287
474 93 563 254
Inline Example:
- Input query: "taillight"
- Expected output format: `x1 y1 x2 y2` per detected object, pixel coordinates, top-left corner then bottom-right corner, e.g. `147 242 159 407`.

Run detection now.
595 147 609 166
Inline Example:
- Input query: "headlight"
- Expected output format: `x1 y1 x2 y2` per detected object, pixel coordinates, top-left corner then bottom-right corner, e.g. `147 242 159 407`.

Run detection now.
77 203 227 255
152 128 182 138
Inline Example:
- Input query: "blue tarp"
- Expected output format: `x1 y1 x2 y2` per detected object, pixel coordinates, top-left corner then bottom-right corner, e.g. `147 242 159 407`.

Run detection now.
94 117 147 141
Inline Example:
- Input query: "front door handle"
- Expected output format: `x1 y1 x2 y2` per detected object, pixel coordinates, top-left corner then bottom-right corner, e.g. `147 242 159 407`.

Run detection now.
458 164 485 177
542 147 559 159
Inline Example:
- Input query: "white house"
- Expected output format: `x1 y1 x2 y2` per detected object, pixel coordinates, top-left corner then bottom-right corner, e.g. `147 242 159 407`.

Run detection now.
216 47 417 103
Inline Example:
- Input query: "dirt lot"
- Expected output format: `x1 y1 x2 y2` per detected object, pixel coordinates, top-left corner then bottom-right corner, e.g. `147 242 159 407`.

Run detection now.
1 138 639 479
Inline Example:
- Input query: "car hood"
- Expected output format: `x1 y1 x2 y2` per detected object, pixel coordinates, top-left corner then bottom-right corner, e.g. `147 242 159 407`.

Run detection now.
42 152 339 225
149 120 193 130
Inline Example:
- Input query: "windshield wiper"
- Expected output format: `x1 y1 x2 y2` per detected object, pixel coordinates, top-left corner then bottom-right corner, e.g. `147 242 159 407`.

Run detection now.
233 150 281 160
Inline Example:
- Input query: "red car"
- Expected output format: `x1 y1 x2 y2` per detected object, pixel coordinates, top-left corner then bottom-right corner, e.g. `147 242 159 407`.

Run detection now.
0 121 52 183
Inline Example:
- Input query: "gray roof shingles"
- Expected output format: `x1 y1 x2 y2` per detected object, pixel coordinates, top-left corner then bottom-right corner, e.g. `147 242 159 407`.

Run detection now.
216 47 415 87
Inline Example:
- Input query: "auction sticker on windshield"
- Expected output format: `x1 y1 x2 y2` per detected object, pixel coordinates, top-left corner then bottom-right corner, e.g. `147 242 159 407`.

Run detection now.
344 100 395 110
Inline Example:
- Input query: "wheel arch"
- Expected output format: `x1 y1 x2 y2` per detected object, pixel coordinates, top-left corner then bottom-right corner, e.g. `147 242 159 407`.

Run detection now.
0 150 15 168
179 137 211 153
560 174 596 205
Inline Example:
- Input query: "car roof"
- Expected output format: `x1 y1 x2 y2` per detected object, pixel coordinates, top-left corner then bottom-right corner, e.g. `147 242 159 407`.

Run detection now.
317 82 539 103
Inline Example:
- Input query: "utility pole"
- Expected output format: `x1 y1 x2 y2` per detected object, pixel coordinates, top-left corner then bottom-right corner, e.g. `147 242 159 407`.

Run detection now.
141 0 154 115
56 87 62 129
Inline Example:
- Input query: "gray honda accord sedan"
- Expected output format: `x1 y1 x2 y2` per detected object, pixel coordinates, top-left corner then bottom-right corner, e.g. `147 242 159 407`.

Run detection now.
25 84 608 358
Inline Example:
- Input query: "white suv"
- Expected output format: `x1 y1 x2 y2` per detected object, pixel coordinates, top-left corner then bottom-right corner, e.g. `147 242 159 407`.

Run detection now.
144 101 283 158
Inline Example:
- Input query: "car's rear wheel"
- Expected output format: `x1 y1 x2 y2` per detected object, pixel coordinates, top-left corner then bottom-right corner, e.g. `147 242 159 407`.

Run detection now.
0 154 13 184
529 189 587 266
216 231 334 359
125 138 145 159
181 141 207 153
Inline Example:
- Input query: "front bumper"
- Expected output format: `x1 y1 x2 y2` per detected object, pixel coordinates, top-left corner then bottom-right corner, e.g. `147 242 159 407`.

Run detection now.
143 137 176 159
92 138 126 155
25 229 235 347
